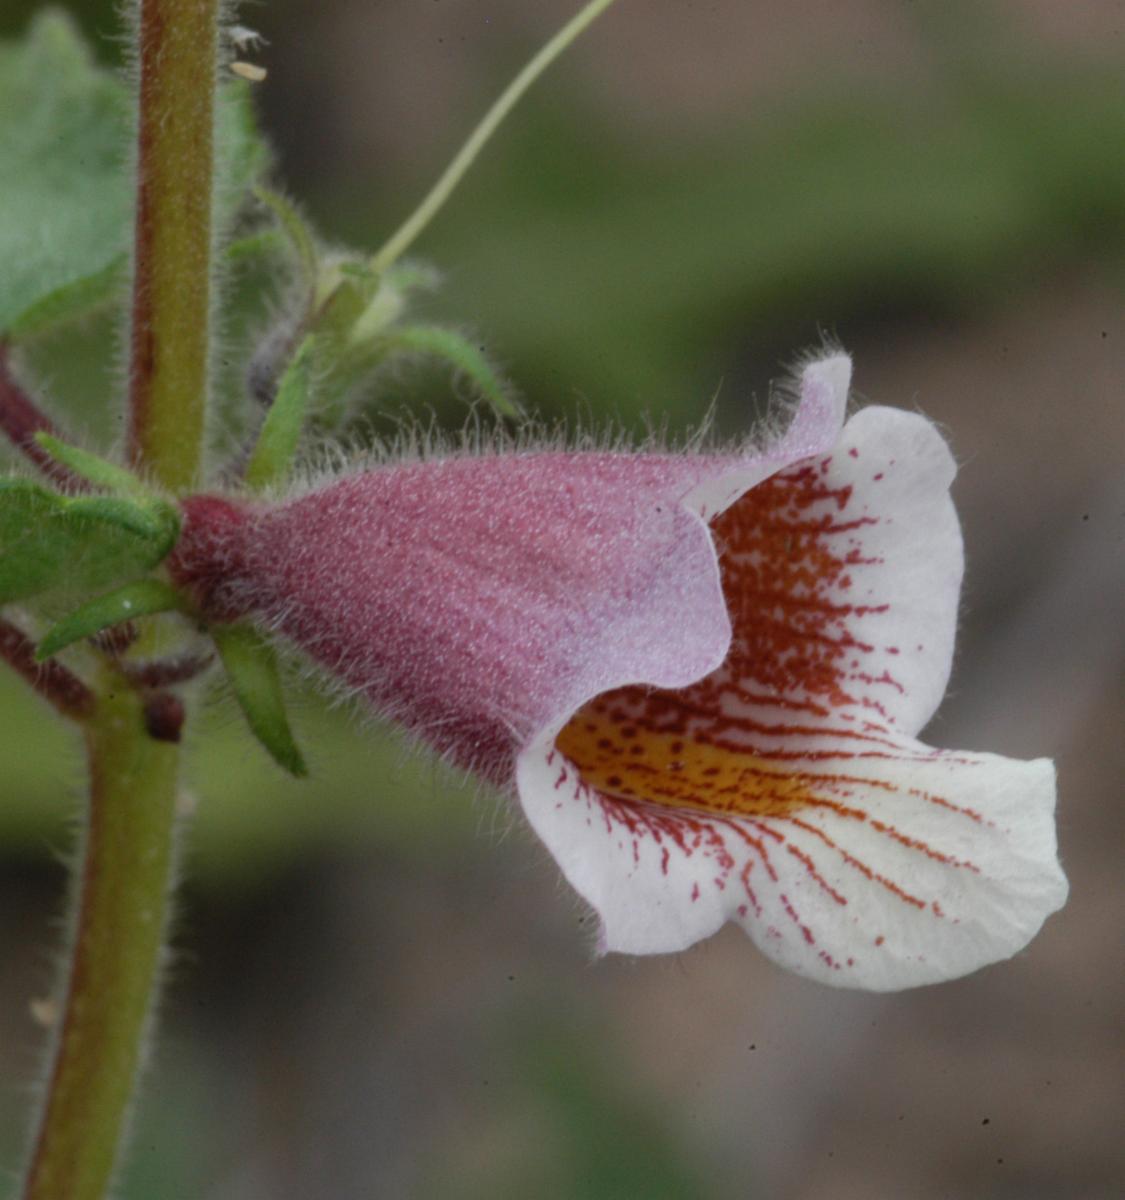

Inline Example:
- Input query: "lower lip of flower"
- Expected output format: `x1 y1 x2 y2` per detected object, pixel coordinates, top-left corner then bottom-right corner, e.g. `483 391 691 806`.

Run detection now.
555 689 814 820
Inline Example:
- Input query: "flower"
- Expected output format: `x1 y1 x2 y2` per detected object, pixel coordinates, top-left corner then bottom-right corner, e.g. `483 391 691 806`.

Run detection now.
169 351 1067 990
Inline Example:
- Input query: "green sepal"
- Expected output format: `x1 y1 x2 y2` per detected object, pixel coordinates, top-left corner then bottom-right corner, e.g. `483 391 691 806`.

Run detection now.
0 478 180 605
212 624 308 777
296 260 469 426
281 260 382 427
36 579 183 660
51 495 173 540
254 185 318 293
225 228 286 264
245 338 314 491
339 261 440 343
215 81 272 225
34 433 147 495
376 324 521 419
315 258 382 335
312 258 439 344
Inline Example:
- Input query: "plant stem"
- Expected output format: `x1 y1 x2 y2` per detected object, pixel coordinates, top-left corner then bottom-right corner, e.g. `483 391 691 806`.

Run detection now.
20 678 181 1200
371 0 621 273
126 0 221 491
18 4 222 1196
0 344 85 491
0 617 94 719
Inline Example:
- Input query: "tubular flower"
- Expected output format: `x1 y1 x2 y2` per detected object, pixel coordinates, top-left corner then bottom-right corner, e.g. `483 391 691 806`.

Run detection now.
169 352 1067 990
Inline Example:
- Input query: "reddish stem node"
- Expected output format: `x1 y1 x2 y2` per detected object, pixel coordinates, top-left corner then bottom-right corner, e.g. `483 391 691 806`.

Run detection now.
0 344 84 491
0 617 94 720
142 691 185 743
120 649 214 689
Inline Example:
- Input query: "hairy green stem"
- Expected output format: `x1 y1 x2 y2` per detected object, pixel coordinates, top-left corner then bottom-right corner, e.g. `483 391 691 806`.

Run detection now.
371 0 621 273
19 2 222 1196
20 680 181 1200
126 0 221 491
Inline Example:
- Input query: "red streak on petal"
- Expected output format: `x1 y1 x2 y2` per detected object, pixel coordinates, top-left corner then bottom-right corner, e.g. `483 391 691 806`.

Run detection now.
780 893 816 944
780 815 928 909
869 817 980 872
909 785 989 826
549 446 967 939
783 842 847 906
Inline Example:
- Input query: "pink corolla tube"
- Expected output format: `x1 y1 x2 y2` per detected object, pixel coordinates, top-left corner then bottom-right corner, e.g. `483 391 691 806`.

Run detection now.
170 352 1067 990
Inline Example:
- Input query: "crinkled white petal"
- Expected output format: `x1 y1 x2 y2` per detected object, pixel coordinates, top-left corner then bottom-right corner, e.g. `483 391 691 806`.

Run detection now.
813 404 963 736
702 403 964 746
517 733 1067 990
685 353 852 521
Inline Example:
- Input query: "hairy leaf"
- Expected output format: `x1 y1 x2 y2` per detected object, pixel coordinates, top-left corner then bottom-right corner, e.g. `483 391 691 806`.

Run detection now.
244 338 314 491
0 14 269 339
0 477 179 604
254 185 318 294
34 433 147 495
0 11 129 335
378 324 520 418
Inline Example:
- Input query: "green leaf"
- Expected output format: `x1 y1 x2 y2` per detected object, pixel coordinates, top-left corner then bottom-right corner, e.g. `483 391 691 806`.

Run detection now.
0 11 130 336
379 324 521 418
0 479 102 601
34 432 147 495
289 259 451 427
0 17 270 339
8 254 127 337
211 624 308 778
225 228 287 264
36 579 183 660
317 258 382 331
381 262 443 295
254 185 319 292
341 262 440 345
244 338 314 491
215 81 273 228
281 259 384 427
58 496 175 541
0 477 179 604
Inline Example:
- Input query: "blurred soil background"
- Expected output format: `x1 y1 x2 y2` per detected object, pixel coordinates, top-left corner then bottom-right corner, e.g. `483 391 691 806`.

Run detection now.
0 1 1122 1197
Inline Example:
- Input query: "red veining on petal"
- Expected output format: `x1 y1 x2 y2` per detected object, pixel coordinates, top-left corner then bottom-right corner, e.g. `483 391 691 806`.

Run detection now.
704 464 899 712
909 785 990 826
778 815 928 908
782 842 847 906
550 450 977 951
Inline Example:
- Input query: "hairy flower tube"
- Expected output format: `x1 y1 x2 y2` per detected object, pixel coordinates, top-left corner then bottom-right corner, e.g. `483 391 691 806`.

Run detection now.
169 352 1067 990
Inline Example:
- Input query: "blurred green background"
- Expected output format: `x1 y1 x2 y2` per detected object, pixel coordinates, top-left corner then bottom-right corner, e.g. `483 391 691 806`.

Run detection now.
0 1 1122 1197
